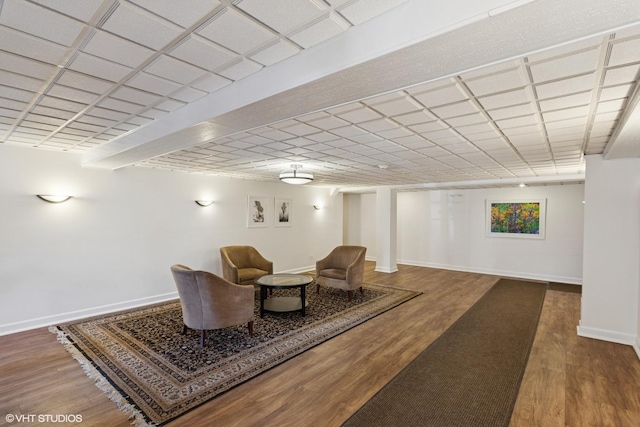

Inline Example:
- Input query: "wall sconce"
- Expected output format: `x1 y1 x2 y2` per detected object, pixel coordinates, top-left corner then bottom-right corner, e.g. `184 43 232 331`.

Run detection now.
195 200 214 207
313 204 324 210
37 195 72 203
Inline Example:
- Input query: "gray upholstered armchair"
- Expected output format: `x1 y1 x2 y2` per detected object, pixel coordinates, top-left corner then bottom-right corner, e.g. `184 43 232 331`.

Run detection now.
315 246 367 301
170 264 254 347
220 246 273 286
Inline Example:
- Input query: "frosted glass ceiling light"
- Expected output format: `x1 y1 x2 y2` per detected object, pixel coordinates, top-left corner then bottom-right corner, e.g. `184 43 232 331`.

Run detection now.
279 164 313 185
37 194 72 203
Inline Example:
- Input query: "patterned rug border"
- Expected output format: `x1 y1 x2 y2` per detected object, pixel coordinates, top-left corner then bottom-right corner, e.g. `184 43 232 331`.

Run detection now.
51 282 421 426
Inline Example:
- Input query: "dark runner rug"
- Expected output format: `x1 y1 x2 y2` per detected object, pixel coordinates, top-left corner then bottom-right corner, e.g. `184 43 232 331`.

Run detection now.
51 282 420 426
343 278 546 427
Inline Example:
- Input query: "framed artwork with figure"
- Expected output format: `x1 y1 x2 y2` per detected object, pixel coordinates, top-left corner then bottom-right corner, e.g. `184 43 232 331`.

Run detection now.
247 196 269 227
275 198 292 227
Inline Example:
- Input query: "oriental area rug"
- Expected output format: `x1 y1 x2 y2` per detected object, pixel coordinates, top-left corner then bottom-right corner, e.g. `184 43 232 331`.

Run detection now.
51 282 420 426
343 278 546 427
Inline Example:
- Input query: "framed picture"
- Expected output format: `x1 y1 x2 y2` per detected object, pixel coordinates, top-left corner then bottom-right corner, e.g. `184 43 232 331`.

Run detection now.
247 196 269 227
274 198 292 227
486 199 546 239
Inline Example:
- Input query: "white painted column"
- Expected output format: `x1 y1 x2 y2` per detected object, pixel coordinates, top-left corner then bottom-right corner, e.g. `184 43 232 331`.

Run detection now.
375 187 398 273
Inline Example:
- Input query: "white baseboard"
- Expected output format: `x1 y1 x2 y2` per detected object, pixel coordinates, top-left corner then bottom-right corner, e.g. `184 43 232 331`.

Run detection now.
397 259 583 285
577 325 637 347
374 266 399 273
0 292 178 337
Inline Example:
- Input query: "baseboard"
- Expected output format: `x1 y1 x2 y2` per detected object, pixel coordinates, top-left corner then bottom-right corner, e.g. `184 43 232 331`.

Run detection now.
577 325 637 347
374 266 399 273
0 292 178 337
635 337 640 361
397 259 583 285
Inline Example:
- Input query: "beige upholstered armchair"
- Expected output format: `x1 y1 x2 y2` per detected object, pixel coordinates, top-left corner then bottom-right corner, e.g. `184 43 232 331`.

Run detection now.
315 246 367 301
170 264 254 347
220 246 273 286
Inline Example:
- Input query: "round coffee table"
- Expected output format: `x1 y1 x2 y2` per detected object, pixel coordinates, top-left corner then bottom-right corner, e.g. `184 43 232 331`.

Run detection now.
256 274 313 317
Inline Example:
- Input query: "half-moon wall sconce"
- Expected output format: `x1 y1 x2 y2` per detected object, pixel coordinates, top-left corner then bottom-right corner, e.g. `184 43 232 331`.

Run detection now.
195 200 214 207
37 195 72 203
313 204 323 210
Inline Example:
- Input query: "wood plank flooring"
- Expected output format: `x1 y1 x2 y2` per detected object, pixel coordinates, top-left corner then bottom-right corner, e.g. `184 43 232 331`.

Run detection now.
1 263 639 426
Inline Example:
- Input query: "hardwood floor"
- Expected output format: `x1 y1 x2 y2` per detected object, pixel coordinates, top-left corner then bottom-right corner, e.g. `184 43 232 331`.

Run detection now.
1 263 639 427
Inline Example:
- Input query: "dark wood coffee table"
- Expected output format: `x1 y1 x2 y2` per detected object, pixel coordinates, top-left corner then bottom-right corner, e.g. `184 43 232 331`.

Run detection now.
256 274 313 317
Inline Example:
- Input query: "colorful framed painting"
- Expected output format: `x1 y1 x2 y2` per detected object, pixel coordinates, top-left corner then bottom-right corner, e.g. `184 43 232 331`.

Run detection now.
247 196 269 228
486 199 546 239
274 198 292 227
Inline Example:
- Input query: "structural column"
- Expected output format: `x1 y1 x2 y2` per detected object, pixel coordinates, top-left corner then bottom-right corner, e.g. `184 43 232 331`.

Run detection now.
375 187 398 273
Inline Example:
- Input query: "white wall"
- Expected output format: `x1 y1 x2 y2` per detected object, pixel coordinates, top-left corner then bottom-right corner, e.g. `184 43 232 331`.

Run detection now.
579 155 640 352
347 183 585 283
0 145 342 335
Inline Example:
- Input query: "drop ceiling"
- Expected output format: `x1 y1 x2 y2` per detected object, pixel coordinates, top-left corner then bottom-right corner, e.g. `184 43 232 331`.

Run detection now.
1 0 640 191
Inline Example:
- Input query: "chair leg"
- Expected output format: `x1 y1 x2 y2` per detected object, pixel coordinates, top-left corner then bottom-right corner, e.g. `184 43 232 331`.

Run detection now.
316 284 320 294
248 321 254 336
359 286 364 294
200 330 206 347
182 325 187 335
347 290 353 302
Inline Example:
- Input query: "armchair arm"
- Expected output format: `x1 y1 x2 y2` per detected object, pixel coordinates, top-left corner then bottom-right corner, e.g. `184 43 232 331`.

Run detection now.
315 253 332 273
199 272 254 327
345 249 366 285
220 250 239 284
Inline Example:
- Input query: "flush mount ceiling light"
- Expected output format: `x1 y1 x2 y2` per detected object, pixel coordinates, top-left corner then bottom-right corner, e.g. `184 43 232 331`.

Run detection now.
195 200 214 207
37 194 72 203
279 164 313 185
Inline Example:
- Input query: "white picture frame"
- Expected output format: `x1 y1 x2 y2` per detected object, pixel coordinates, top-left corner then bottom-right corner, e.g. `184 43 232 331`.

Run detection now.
274 198 292 227
247 196 269 227
486 199 546 239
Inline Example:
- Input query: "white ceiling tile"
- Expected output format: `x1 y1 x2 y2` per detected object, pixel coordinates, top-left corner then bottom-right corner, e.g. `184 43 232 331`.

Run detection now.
198 8 274 54
47 85 100 104
464 68 526 97
112 86 163 105
603 64 640 86
68 53 133 83
83 30 155 68
335 0 406 25
487 103 536 120
0 0 85 46
608 36 640 67
0 27 68 65
250 40 300 66
335 107 383 123
290 13 348 49
529 49 600 82
170 35 237 71
331 125 368 138
98 97 144 114
32 0 104 21
495 115 539 130
218 58 263 81
369 96 422 117
546 125 586 137
0 70 43 92
541 105 590 122
538 92 592 111
281 121 320 136
129 0 221 28
535 73 596 99
57 70 115 94
412 84 467 108
236 0 326 34
0 52 56 81
596 98 626 114
593 111 621 123
126 72 182 96
599 83 633 101
544 117 588 130
357 118 397 133
478 89 529 110
409 121 449 134
431 100 479 118
145 55 208 84
306 115 350 130
376 127 412 139
102 3 183 50
456 122 495 136
38 96 86 113
527 37 602 63
445 113 486 127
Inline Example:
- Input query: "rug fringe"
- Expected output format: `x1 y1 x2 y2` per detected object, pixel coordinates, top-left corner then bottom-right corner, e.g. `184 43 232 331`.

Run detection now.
48 326 156 427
